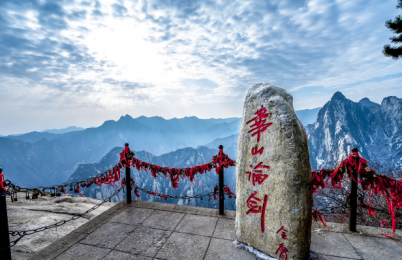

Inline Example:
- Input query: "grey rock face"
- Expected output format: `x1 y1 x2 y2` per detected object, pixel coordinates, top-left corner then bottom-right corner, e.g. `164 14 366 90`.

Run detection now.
308 94 402 171
235 83 312 260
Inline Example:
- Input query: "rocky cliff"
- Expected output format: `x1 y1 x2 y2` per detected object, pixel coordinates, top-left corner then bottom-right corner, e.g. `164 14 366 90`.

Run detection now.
307 92 402 172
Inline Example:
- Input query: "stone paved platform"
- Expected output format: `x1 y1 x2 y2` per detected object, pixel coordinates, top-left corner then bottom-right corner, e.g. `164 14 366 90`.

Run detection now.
31 200 402 260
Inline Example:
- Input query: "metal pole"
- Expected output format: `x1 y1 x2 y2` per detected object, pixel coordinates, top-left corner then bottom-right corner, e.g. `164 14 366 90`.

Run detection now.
0 168 12 259
126 166 132 204
219 159 224 215
349 170 357 232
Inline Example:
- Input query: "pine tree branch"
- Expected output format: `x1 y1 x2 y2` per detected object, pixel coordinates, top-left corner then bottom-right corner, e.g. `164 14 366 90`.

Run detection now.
383 44 402 59
385 16 402 34
390 34 402 43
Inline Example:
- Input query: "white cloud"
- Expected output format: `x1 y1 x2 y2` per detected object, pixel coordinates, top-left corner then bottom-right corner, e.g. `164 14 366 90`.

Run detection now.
0 0 401 135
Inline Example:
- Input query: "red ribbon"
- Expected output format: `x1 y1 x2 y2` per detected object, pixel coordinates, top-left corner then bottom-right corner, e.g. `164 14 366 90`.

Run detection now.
0 173 6 192
312 209 327 227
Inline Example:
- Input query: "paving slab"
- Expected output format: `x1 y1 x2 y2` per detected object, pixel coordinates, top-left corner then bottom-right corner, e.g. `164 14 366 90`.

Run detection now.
344 233 402 260
204 238 256 260
175 214 218 237
142 210 185 231
29 230 88 260
54 243 111 260
130 200 178 211
72 199 128 234
104 250 153 260
109 207 154 225
114 226 172 257
310 253 355 260
80 221 137 249
155 232 210 260
213 217 236 240
310 231 361 259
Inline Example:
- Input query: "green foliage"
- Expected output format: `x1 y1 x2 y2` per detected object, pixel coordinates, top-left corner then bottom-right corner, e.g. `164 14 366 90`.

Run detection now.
383 2 402 59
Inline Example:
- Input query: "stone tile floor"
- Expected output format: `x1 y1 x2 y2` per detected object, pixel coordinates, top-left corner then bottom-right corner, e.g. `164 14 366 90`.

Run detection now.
31 200 402 260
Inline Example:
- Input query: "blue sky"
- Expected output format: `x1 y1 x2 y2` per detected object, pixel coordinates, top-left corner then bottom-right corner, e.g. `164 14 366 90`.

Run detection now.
0 0 401 135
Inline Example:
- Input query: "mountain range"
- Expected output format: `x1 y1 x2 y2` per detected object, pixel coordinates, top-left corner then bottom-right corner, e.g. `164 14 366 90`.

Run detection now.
0 116 241 187
2 91 401 205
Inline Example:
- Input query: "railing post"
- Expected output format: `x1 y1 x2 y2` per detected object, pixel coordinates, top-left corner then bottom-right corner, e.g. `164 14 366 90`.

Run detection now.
219 167 224 215
126 166 132 204
0 168 12 259
349 171 357 232
219 145 224 215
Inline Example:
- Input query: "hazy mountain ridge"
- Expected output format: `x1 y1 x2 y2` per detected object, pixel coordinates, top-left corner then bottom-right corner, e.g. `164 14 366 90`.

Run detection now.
1 116 240 187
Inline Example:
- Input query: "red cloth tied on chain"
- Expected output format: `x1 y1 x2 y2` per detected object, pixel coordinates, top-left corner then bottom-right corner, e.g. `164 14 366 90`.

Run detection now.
312 209 327 227
146 190 157 196
329 152 368 188
134 187 140 198
129 147 235 189
312 169 326 194
74 184 84 197
361 203 376 218
212 149 235 175
224 186 235 197
0 173 6 192
213 186 218 200
313 150 402 237
120 145 131 167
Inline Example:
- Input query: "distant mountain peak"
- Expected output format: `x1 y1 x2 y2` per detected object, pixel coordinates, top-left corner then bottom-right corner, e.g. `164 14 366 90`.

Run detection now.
383 96 401 104
331 91 346 101
118 114 134 121
359 98 380 109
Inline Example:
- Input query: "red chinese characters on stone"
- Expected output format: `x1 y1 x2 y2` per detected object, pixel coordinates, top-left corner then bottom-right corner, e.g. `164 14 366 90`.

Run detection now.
276 226 289 240
246 191 268 232
246 105 273 142
246 162 270 186
276 243 289 260
251 146 264 156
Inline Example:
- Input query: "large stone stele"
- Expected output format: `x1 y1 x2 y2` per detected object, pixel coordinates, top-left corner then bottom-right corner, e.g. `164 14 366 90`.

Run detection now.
235 83 312 260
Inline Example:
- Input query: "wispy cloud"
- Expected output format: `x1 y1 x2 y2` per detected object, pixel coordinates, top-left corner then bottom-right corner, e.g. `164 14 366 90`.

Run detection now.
0 0 401 135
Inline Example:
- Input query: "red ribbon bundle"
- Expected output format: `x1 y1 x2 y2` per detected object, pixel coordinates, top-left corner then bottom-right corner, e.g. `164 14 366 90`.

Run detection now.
312 209 328 227
211 149 236 174
224 186 235 198
313 152 402 237
312 169 326 194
